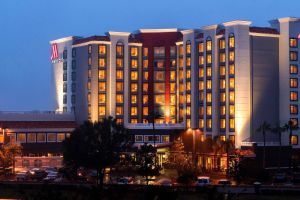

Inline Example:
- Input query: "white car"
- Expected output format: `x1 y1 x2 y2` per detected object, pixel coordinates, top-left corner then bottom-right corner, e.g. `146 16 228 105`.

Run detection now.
196 176 211 186
43 172 58 181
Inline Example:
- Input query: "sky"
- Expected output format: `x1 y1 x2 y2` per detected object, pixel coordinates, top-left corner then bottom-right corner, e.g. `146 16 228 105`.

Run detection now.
0 0 299 111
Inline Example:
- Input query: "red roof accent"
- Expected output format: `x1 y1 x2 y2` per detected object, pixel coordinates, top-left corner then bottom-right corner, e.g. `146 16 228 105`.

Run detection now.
217 29 225 36
249 27 279 35
0 121 77 129
73 35 110 45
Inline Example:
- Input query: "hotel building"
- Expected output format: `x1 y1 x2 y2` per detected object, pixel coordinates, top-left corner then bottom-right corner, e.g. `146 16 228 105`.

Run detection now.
50 17 300 151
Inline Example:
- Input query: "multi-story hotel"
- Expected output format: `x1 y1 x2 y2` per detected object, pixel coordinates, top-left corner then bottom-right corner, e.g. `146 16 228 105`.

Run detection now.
50 17 300 150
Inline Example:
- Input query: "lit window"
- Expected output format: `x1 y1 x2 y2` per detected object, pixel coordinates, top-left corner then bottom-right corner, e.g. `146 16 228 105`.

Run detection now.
206 67 212 77
98 70 105 79
179 95 185 103
47 133 56 142
229 118 235 130
206 106 212 115
199 68 204 78
131 59 138 68
229 51 235 62
220 135 226 141
155 71 165 81
199 55 204 65
199 119 204 128
229 92 235 103
229 78 235 89
99 94 106 103
199 106 204 115
290 65 298 74
171 59 176 67
220 79 226 89
179 58 184 68
27 133 36 143
116 82 123 92
206 54 212 64
131 95 137 104
98 58 105 67
162 135 170 143
206 39 212 51
131 107 137 116
154 47 165 57
116 106 123 115
206 80 212 90
116 45 123 56
99 82 106 92
220 106 226 115
135 135 143 142
87 81 91 90
170 83 176 93
131 71 138 80
290 91 298 101
88 105 91 115
290 51 298 61
229 64 235 75
219 39 225 49
229 135 235 143
143 60 148 68
186 42 191 54
198 42 204 53
116 70 123 80
131 83 138 92
229 35 235 48
131 47 138 57
170 106 176 115
116 119 123 124
154 83 165 93
143 107 148 115
143 71 149 81
57 133 65 142
290 118 298 126
87 93 91 103
207 119 212 129
186 94 191 103
37 133 46 142
99 106 106 116
143 47 148 57
88 57 92 66
143 83 148 92
207 93 212 103
88 45 92 54
179 71 184 80
290 105 298 114
219 91 225 102
179 84 184 92
219 53 226 63
99 45 106 55
290 38 298 48
186 82 191 90
155 60 164 68
88 69 92 78
116 94 123 103
170 71 176 81
155 95 165 105
291 135 298 145
220 66 226 76
230 105 235 116
116 58 123 68
186 57 191 67
187 119 191 128
186 70 191 79
290 78 298 88
143 95 148 104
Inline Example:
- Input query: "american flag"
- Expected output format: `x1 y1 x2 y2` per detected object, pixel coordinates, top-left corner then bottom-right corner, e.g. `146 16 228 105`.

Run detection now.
50 43 59 60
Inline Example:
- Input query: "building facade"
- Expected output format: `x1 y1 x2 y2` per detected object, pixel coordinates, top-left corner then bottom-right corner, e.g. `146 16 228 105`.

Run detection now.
50 17 300 150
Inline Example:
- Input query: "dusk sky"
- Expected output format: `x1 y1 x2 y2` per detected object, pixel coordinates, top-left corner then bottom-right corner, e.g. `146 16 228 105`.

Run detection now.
0 0 299 111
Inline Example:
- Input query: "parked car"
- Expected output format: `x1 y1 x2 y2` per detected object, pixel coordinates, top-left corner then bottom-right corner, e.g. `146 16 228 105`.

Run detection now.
196 176 211 186
29 168 41 175
30 169 48 181
155 178 173 186
44 167 57 174
43 172 58 182
117 177 133 185
217 179 231 185
16 171 30 181
274 172 287 183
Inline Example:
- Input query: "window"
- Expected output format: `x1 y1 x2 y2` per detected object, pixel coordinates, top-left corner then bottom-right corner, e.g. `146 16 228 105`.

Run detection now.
199 119 204 129
63 73 67 81
290 104 298 114
186 41 191 54
116 82 123 92
131 71 138 80
22 160 30 168
71 72 76 81
27 133 36 143
170 83 176 93
290 78 298 88
116 70 123 80
72 60 76 69
162 135 170 143
47 133 56 142
206 119 212 129
116 106 123 115
290 65 298 74
291 118 298 126
290 38 298 48
63 83 67 93
88 57 92 66
206 38 212 51
179 58 184 67
131 83 138 92
143 83 148 92
155 95 165 104
154 47 165 57
219 53 226 63
220 79 226 89
170 46 176 57
63 50 68 59
155 71 165 81
71 95 76 104
199 55 204 65
57 133 65 142
116 44 123 56
155 60 164 68
98 94 106 103
99 45 106 55
131 47 138 57
72 49 76 57
143 60 148 68
143 107 148 115
98 58 105 67
220 92 226 102
229 135 235 143
87 81 91 90
63 62 67 70
229 64 235 75
206 106 212 115
98 70 105 79
186 70 191 79
229 78 235 89
131 107 137 116
116 58 123 68
220 134 226 142
291 135 298 145
99 106 106 116
291 91 298 101
99 82 106 92
37 133 46 142
220 66 226 76
229 92 235 103
143 71 149 80
143 95 148 104
229 51 235 62
207 92 212 103
171 59 176 67
131 59 138 68
143 47 148 57
206 80 212 90
206 54 212 64
72 83 76 92
186 94 191 103
179 45 183 56
154 83 165 93
198 42 204 53
170 71 176 81
229 35 235 48
144 135 160 142
63 95 67 104
220 106 226 115
116 94 123 103
206 67 212 77
219 39 225 49
230 105 235 115
290 51 298 61
131 95 137 104
229 118 235 130
135 135 143 142
88 45 92 54
199 68 204 78
87 93 91 103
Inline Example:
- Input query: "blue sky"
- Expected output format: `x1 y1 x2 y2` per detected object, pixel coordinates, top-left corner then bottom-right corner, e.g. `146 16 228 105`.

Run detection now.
0 0 299 111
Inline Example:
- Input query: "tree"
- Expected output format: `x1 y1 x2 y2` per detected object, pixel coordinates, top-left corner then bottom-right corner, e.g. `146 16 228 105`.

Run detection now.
220 139 235 176
284 120 299 171
0 144 22 175
271 124 287 170
136 143 160 185
62 117 131 187
256 121 271 169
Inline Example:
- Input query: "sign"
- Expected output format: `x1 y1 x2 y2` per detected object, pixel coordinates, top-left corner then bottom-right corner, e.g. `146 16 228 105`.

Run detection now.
51 43 59 61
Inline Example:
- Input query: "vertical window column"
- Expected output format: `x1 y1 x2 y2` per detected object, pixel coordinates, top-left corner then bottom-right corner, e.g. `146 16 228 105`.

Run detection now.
178 44 184 123
98 44 107 120
142 47 149 123
205 37 212 131
115 43 124 124
198 41 204 130
219 38 226 133
185 41 191 128
129 46 139 124
228 34 235 132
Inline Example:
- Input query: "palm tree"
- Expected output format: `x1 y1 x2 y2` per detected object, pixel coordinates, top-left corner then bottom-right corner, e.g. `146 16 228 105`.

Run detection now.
284 120 299 171
221 139 235 177
256 121 271 169
271 124 287 170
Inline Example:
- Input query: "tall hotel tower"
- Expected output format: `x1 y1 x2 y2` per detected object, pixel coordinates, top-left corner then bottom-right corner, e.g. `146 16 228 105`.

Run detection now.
50 17 300 149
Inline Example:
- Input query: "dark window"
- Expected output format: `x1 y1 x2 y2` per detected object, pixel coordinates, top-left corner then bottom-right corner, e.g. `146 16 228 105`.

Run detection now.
71 83 76 92
88 45 92 54
63 50 67 59
63 95 67 104
71 72 76 81
63 62 67 70
290 51 298 61
71 95 76 104
72 60 76 69
63 83 67 93
290 104 298 115
63 73 67 81
72 49 76 58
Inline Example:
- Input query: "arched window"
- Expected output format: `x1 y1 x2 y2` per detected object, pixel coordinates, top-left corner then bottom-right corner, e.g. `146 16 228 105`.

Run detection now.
206 37 212 51
228 33 235 48
186 40 191 54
